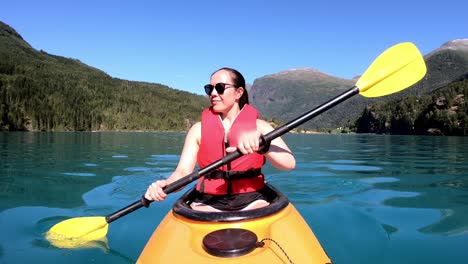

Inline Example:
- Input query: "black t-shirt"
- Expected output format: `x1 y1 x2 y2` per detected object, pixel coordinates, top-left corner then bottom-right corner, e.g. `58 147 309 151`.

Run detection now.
190 187 275 211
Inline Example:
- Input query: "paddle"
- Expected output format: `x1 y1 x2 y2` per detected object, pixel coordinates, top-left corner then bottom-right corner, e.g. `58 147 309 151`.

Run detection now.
46 42 426 248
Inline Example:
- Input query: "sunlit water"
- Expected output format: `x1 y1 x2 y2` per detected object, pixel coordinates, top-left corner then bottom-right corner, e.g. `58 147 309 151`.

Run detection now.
0 132 467 264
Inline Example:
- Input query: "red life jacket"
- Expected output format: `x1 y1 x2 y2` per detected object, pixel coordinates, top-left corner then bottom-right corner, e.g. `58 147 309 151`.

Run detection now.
196 104 266 195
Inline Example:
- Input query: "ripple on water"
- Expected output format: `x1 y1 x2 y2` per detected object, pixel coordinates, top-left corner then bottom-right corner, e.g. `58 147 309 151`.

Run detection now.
145 161 176 167
146 155 178 171
112 155 128 158
299 161 382 171
360 177 400 184
327 164 382 171
62 172 96 177
123 167 152 172
150 154 179 160
332 159 363 164
326 149 349 153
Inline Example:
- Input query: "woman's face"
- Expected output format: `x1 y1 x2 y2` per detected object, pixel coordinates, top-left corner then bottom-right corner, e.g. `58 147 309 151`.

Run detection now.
208 70 243 114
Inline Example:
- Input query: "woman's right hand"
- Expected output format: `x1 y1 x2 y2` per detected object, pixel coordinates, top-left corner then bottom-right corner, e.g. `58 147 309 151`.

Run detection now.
144 180 168 201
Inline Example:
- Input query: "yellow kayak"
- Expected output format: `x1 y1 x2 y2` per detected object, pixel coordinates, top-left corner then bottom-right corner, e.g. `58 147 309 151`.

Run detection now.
137 184 332 263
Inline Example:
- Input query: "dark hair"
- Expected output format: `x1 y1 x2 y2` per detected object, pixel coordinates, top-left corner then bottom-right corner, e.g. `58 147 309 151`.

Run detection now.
212 67 249 109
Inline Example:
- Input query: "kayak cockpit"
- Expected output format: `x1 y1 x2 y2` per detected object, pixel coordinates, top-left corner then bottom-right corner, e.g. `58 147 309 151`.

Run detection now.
172 184 289 222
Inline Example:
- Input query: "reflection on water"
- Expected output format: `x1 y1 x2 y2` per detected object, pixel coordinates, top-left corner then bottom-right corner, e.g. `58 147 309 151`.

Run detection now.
0 132 467 264
272 134 468 263
0 132 184 211
382 176 468 236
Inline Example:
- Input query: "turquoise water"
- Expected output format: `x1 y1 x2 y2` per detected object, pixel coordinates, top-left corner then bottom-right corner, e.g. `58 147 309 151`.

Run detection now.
0 132 467 264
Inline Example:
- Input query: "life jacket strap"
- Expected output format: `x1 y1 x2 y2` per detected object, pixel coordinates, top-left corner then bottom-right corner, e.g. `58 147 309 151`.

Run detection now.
205 168 262 180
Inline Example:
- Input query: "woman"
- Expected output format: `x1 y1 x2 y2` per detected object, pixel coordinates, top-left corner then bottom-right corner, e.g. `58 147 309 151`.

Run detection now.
145 67 295 212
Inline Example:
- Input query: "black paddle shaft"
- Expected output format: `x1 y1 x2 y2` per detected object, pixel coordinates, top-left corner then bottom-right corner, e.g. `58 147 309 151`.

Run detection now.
105 86 360 223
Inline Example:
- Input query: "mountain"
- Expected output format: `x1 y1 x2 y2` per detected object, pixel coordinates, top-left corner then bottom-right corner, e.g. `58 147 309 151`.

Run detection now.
401 39 468 96
250 40 468 131
250 68 356 130
0 21 210 131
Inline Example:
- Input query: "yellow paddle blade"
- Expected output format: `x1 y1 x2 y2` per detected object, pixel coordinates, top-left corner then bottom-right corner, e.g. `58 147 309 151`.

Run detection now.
45 216 108 249
356 42 426 97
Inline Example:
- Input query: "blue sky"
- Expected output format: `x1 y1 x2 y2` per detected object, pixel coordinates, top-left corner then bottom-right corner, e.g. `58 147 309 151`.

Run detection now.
2 0 467 95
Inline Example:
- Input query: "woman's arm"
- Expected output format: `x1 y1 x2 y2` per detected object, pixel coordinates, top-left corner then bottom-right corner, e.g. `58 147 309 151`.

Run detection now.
166 122 201 184
145 122 201 201
257 119 295 170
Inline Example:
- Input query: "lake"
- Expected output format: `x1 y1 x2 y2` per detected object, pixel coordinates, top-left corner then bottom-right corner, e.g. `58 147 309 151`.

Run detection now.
0 132 467 264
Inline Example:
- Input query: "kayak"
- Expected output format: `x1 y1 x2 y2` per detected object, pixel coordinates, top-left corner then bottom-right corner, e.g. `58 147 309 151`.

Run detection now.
136 184 332 263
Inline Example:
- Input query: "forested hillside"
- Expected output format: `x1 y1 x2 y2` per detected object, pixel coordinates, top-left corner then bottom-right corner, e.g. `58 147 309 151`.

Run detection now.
354 76 467 136
0 21 209 131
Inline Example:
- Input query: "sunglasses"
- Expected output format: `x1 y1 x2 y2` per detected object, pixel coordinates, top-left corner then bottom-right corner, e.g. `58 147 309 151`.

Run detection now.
204 83 238 95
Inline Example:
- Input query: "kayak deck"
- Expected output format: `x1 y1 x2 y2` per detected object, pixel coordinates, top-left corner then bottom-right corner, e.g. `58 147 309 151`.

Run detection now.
137 185 332 263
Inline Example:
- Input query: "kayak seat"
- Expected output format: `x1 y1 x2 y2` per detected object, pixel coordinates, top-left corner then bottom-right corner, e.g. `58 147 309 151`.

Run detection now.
172 184 289 222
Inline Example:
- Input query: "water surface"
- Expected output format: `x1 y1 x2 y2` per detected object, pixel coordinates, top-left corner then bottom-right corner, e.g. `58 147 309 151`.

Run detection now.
0 132 467 263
